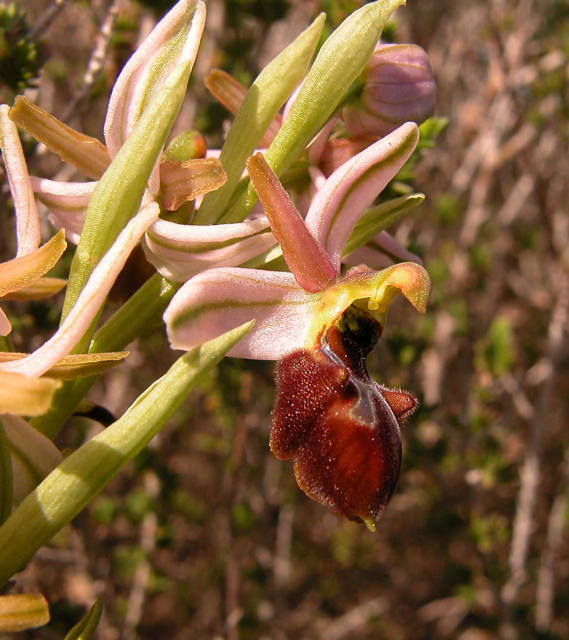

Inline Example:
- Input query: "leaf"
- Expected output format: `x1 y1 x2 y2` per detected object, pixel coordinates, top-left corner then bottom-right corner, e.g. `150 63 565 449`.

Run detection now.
195 13 325 224
343 192 424 257
0 321 253 588
0 593 50 632
204 69 281 146
64 597 102 640
3 415 62 502
0 419 13 525
30 274 180 440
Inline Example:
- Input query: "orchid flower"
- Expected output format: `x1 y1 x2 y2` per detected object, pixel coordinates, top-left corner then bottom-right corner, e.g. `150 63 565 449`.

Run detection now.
164 123 431 529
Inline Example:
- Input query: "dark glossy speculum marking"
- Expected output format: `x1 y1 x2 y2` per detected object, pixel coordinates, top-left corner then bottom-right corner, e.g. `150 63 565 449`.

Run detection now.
271 307 417 530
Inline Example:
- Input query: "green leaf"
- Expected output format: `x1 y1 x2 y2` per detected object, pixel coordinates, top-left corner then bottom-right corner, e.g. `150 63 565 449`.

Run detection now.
0 321 253 587
221 0 405 223
194 13 325 224
0 418 13 525
62 58 193 321
64 597 102 640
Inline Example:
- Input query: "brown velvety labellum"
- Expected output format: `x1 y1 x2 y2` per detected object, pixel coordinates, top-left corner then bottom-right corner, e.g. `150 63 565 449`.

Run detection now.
271 309 417 527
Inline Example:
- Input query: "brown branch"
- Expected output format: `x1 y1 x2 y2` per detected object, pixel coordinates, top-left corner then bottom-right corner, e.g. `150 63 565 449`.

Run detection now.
62 0 119 123
535 454 569 632
30 0 72 40
501 277 569 609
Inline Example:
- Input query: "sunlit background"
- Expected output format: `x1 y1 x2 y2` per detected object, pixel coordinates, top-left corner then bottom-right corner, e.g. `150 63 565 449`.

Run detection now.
3 0 569 638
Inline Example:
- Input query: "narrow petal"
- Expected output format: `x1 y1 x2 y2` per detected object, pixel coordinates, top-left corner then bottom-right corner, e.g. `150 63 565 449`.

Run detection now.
143 216 277 282
0 372 61 416
305 122 419 270
2 415 62 501
205 69 282 147
0 202 160 377
0 593 50 632
247 153 338 292
342 245 392 270
31 177 95 243
0 230 66 298
0 106 40 257
159 157 227 211
9 97 110 180
104 0 205 192
3 277 67 301
344 231 424 269
0 352 128 380
165 268 320 359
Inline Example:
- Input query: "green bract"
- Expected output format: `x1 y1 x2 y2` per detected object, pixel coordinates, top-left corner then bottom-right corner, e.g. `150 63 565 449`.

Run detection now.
222 0 406 223
195 13 326 224
0 322 253 588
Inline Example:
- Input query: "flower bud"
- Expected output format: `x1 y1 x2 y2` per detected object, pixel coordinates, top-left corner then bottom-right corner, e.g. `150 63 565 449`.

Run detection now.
342 43 436 137
271 307 417 530
163 130 207 163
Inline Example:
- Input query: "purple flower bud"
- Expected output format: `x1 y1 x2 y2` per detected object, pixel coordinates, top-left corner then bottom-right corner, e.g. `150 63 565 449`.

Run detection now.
342 43 436 137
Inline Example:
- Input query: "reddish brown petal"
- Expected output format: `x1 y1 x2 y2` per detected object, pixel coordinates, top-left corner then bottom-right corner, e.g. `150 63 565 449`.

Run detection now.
380 387 418 421
293 391 401 524
271 349 349 460
271 309 410 528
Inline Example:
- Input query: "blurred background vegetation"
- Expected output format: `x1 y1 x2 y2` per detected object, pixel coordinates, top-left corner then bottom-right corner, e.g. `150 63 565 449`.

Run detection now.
1 0 569 638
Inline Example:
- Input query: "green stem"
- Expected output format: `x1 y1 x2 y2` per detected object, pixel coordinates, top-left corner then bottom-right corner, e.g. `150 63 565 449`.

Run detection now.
0 418 13 526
